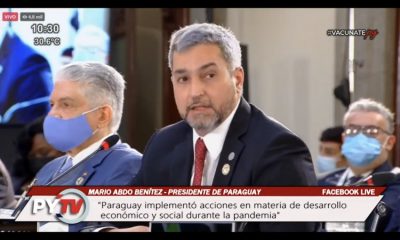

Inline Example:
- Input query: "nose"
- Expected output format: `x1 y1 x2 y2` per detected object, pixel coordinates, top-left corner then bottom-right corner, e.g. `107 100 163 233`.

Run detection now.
48 104 62 118
190 77 205 98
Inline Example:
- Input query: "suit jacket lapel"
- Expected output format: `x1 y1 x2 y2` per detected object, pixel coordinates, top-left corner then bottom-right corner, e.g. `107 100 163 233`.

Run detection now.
169 128 193 186
39 157 65 185
49 146 115 186
212 98 251 186
75 149 112 185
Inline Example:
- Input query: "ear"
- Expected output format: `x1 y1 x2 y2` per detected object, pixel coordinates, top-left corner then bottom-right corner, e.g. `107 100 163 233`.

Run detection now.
97 105 113 129
341 132 346 143
233 67 244 94
384 135 396 151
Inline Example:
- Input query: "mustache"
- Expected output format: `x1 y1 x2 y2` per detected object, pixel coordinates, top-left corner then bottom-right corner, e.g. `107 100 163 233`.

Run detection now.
186 98 212 111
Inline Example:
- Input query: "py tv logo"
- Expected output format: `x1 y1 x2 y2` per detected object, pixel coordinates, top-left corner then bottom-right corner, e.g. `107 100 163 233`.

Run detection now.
32 189 89 224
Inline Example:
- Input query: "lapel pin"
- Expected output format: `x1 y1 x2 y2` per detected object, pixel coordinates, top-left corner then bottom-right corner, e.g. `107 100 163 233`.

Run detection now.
76 177 84 185
222 164 230 175
228 152 235 161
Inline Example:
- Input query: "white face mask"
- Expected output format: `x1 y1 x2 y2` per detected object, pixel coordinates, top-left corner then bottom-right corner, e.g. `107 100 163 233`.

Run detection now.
316 155 338 173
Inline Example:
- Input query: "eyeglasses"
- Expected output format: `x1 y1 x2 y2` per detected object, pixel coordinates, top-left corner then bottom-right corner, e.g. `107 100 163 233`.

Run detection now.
344 125 391 138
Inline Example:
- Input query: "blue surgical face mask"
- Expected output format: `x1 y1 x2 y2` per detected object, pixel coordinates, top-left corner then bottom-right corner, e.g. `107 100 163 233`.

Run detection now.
316 155 338 173
341 133 384 167
43 106 101 152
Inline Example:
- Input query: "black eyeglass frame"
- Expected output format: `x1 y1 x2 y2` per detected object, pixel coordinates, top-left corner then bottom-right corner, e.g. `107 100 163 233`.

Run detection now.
344 125 391 138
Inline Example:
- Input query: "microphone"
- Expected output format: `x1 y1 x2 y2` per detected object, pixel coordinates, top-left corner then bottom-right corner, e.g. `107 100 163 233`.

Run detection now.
351 171 398 232
46 134 120 185
368 201 392 232
353 172 397 186
100 134 120 151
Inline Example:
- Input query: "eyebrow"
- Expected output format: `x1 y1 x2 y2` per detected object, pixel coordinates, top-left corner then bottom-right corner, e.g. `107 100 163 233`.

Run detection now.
53 97 75 103
347 124 379 128
173 62 217 75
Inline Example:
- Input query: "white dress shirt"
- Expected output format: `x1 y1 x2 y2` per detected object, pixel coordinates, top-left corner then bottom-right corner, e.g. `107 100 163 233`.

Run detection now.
336 168 373 186
191 100 240 186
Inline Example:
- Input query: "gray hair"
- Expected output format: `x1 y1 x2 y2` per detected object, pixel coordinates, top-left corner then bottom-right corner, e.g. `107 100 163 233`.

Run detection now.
343 98 395 134
168 23 242 71
57 62 125 132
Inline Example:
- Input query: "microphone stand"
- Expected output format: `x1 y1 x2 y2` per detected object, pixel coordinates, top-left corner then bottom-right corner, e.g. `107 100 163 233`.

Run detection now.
45 148 100 186
11 178 37 218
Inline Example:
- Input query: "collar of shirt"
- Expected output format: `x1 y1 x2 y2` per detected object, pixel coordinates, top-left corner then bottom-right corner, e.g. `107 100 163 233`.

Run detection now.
68 133 115 166
191 99 240 185
346 168 373 179
337 167 373 186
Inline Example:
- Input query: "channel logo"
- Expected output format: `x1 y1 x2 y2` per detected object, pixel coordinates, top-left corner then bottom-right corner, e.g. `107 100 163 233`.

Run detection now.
32 188 89 224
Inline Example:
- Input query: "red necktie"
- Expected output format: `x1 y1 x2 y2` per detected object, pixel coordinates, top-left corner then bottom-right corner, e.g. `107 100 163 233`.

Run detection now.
193 138 207 186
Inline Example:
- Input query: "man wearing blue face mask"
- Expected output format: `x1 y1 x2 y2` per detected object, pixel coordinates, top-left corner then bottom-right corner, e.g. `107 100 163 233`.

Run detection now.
316 126 348 177
32 62 142 232
319 98 400 232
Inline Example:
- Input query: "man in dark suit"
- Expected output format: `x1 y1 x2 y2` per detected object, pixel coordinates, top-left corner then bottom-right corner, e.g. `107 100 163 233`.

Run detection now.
319 98 400 232
33 62 142 232
123 23 319 232
0 30 53 124
385 195 400 231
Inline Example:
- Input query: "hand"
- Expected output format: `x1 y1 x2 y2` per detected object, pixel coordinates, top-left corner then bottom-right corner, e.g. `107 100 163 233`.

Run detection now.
105 225 150 232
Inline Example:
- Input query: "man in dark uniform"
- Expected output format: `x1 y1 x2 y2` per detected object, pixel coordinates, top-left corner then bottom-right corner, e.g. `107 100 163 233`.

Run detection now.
319 98 400 232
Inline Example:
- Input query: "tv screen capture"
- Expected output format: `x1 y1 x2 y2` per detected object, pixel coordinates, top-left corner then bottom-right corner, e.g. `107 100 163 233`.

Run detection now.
0 7 399 236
